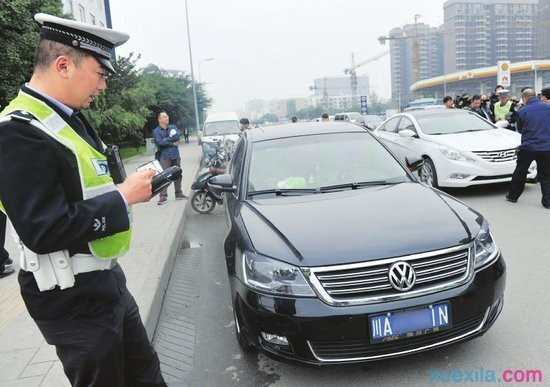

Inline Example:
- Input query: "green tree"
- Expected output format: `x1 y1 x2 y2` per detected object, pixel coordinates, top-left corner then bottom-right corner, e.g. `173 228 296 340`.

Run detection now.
84 53 156 146
0 0 63 108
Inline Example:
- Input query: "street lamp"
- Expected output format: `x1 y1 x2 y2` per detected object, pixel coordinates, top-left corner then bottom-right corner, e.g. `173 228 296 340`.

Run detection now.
184 0 201 132
199 57 215 83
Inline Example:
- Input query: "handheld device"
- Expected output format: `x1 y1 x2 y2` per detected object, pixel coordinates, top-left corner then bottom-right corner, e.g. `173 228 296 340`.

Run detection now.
105 145 127 184
151 166 182 196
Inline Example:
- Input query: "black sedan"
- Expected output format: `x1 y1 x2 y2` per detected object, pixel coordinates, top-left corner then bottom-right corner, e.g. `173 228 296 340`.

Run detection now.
210 122 505 365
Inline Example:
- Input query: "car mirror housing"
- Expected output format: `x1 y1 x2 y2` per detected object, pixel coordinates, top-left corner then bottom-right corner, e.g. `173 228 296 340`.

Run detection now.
399 129 417 138
406 156 424 172
207 173 236 193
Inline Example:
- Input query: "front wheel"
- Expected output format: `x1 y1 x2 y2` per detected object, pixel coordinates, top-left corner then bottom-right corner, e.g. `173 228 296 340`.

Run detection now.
419 157 439 188
191 191 216 214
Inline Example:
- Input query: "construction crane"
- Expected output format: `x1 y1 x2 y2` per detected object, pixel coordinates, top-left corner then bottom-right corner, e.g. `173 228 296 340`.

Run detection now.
344 50 389 108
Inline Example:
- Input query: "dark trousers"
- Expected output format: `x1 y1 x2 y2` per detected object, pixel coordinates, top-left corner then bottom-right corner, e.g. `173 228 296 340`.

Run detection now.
0 212 10 268
36 283 166 387
508 149 550 207
159 157 183 199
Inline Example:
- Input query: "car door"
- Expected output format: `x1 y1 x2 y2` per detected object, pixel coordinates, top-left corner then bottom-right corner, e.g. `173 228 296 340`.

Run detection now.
387 116 421 163
375 116 402 156
225 139 245 225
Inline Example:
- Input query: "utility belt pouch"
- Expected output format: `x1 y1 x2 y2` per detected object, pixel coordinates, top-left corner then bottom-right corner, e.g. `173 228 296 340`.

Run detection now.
105 144 127 184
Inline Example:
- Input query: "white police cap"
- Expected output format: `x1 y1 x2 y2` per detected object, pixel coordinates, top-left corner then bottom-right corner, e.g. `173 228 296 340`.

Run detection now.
34 13 129 73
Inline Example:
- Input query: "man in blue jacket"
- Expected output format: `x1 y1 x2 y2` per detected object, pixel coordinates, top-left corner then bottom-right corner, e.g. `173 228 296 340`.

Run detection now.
153 111 186 205
507 88 550 208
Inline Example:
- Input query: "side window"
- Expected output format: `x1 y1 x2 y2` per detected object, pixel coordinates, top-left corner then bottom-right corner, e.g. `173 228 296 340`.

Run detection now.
397 117 416 132
381 117 401 133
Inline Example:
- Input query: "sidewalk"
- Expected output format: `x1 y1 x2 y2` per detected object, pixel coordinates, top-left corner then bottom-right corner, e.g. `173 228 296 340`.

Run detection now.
0 140 202 387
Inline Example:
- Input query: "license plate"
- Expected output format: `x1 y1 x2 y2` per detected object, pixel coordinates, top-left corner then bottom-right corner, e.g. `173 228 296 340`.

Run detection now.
369 302 451 344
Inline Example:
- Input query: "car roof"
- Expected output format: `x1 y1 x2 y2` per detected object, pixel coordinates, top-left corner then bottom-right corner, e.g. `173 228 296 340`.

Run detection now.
245 122 366 142
204 112 239 123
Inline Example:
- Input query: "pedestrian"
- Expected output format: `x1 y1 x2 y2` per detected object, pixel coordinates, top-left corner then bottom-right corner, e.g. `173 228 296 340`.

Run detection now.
321 113 330 122
183 126 190 143
466 95 492 121
153 111 186 205
291 116 298 123
443 96 454 109
0 14 167 386
240 117 251 131
0 212 14 279
540 88 550 103
506 88 550 209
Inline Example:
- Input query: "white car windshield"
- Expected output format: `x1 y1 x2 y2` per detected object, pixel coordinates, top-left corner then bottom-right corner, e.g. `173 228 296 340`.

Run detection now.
204 120 240 136
415 112 495 135
247 132 410 194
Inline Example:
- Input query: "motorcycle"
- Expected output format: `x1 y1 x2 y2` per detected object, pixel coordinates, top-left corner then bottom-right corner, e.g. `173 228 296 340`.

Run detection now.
191 143 227 214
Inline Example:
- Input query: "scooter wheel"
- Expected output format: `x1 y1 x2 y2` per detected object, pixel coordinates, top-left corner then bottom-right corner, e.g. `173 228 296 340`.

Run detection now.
191 191 216 214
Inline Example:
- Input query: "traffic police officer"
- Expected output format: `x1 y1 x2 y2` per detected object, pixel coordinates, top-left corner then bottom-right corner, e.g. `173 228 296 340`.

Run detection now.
0 14 166 386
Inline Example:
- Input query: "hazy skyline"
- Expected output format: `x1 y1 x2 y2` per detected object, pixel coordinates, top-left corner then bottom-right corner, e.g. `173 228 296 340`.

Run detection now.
110 0 446 112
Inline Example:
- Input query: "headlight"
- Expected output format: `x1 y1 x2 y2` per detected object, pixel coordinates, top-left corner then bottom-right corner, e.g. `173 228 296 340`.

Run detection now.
474 220 499 269
439 147 475 162
242 252 316 297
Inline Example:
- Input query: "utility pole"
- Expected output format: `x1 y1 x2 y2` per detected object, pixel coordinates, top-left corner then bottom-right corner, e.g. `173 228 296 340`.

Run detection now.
184 0 201 131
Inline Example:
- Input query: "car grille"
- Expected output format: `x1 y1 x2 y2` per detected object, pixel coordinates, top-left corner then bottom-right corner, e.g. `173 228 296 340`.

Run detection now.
472 148 517 163
308 312 486 362
305 245 472 306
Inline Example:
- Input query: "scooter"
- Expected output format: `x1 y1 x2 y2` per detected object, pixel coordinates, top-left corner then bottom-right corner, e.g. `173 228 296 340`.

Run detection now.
191 149 227 214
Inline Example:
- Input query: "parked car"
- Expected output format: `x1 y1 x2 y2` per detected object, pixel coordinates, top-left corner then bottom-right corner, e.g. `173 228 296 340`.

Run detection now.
209 122 505 365
334 112 363 124
199 112 240 147
373 109 537 188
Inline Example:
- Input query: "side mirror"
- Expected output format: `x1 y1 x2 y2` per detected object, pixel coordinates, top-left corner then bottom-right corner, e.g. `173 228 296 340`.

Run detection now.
406 156 424 172
399 129 417 138
208 174 236 193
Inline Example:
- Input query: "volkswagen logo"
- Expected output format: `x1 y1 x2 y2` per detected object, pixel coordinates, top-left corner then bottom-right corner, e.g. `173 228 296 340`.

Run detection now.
388 261 416 292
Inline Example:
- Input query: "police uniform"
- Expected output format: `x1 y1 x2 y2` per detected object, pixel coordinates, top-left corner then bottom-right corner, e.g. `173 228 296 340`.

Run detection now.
0 14 166 387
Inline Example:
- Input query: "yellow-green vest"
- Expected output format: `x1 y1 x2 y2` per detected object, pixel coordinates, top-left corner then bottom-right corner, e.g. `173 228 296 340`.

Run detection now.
0 89 131 260
494 100 513 122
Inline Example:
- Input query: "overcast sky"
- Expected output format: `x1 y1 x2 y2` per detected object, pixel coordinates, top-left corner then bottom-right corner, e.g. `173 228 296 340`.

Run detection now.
110 0 446 113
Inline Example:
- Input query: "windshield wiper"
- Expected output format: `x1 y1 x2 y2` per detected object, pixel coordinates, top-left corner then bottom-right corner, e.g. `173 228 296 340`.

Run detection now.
319 181 394 192
248 188 318 197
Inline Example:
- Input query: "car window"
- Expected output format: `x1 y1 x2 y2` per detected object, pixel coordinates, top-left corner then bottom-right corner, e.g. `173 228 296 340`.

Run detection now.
414 111 495 135
229 139 245 186
247 132 410 194
379 117 401 133
397 117 416 132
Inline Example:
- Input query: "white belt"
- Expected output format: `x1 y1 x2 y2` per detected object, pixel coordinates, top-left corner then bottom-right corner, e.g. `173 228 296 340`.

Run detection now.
20 247 117 292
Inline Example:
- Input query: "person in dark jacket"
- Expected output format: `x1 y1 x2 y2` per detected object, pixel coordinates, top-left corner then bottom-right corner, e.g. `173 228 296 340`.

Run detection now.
506 88 550 208
153 111 186 205
466 95 492 121
0 212 14 278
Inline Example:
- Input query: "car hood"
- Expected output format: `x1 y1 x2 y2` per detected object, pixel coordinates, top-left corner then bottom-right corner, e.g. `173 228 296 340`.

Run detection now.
425 129 520 152
240 183 481 267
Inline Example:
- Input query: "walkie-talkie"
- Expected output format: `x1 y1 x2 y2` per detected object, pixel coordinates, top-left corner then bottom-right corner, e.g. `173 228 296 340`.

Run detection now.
152 166 183 196
105 145 127 184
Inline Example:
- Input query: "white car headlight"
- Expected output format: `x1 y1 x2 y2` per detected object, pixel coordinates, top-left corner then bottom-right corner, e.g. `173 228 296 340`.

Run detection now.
242 252 316 297
474 220 499 269
439 147 475 162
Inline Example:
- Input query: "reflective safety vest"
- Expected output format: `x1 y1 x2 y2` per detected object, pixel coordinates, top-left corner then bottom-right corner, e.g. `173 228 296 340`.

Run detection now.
0 89 131 260
494 100 513 122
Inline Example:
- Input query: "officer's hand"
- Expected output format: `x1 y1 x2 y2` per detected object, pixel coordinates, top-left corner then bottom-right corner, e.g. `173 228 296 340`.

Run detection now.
117 170 155 205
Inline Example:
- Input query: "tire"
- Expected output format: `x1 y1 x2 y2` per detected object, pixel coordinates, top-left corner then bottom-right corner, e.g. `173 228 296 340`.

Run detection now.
234 308 254 353
419 157 439 188
191 191 216 214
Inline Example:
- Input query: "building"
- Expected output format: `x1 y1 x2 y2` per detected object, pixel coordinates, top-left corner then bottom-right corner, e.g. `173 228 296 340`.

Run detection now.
443 0 538 74
411 60 550 99
62 0 108 26
244 98 313 121
389 23 444 109
311 76 369 110
536 0 550 59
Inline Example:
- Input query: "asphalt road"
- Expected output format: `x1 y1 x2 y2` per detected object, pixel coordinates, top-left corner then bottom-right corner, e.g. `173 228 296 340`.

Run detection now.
156 181 549 387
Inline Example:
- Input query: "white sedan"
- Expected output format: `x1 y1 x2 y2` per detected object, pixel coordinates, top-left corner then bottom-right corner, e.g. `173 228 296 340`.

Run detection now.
373 109 537 188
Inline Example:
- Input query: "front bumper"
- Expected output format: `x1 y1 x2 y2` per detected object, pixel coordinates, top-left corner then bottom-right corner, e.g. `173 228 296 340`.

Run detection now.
436 158 536 187
232 255 506 365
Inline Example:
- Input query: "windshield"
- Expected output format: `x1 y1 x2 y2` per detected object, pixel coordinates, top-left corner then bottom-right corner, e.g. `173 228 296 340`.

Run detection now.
347 113 362 121
415 112 495 135
203 120 240 136
247 132 410 195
